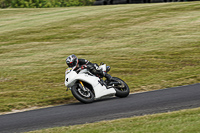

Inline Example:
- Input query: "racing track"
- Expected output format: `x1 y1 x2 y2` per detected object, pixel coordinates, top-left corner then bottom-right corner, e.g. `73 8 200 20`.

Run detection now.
0 83 200 133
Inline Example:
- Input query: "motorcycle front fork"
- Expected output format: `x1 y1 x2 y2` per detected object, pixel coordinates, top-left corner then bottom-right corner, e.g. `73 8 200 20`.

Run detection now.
79 81 88 91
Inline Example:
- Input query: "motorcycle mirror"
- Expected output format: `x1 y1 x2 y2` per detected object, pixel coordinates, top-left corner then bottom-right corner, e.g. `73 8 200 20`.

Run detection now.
100 62 104 65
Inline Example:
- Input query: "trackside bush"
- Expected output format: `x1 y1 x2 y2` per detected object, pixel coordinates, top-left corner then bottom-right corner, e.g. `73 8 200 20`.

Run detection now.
0 0 95 8
0 0 12 8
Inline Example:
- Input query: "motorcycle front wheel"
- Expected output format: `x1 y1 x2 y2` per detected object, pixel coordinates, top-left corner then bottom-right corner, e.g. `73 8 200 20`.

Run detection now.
111 77 130 98
71 82 95 104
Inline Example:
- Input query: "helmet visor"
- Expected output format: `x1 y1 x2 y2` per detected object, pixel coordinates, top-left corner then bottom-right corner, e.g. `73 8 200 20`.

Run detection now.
67 60 77 68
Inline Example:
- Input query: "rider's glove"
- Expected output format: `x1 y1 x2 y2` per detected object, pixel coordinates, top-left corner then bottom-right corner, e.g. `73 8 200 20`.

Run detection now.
81 65 87 69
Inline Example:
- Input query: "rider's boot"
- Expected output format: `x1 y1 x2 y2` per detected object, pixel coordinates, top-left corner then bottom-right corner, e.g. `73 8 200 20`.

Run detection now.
103 72 112 82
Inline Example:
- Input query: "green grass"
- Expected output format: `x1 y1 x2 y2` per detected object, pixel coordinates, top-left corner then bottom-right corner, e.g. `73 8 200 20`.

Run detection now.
1 2 200 112
27 107 200 133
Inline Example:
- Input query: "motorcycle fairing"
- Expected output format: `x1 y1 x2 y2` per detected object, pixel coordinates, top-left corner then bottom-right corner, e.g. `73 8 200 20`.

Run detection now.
65 70 116 99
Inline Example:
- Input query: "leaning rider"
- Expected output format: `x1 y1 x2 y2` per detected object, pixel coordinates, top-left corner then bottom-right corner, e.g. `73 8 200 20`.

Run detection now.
66 54 112 82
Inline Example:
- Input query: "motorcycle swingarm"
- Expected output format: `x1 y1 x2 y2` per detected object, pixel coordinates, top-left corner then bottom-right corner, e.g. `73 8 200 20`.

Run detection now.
108 81 121 86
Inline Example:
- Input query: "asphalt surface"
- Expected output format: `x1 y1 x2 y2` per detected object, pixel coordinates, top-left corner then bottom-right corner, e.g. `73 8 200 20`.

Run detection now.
0 83 200 133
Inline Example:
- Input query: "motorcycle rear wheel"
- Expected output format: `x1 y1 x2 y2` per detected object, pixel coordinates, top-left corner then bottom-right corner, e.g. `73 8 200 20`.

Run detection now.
111 77 130 98
71 83 95 104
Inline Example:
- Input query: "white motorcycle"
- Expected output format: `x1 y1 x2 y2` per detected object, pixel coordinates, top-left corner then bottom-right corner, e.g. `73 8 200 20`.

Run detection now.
65 63 129 103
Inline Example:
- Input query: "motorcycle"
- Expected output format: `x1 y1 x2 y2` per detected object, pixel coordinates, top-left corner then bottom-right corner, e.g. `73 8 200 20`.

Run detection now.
65 63 129 103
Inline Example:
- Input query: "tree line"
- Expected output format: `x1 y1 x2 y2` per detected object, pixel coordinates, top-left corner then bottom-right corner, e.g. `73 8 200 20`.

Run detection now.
0 0 95 8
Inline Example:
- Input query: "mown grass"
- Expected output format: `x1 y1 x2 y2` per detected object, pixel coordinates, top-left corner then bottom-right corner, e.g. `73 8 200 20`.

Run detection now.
27 107 200 133
1 2 200 112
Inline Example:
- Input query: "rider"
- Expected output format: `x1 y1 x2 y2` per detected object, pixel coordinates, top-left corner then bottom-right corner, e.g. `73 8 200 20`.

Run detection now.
66 54 112 81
